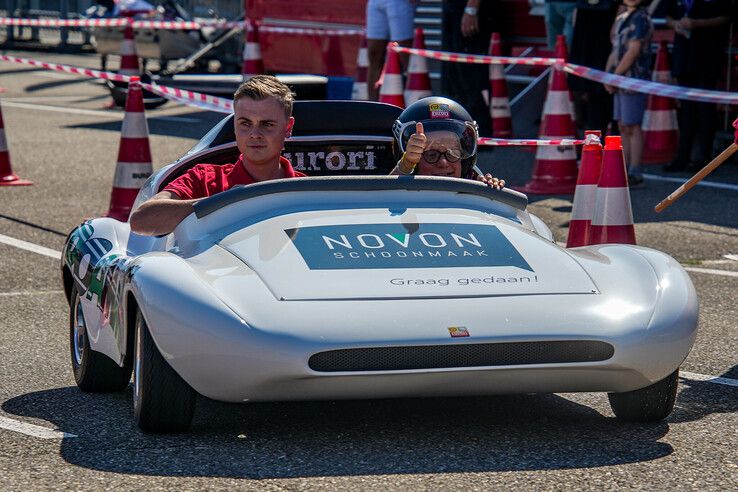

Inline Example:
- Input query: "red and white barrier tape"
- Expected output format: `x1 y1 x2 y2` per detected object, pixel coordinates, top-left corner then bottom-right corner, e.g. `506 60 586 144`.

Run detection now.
141 82 232 113
392 45 738 105
394 46 561 67
0 54 129 82
0 54 233 113
0 17 130 27
478 137 584 146
0 16 363 34
562 63 738 105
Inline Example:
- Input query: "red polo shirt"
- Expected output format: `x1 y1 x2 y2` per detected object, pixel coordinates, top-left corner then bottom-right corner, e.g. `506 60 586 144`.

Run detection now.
164 155 306 200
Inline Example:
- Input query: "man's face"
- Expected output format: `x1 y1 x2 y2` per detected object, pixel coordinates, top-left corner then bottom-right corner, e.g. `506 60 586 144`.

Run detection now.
234 96 294 167
416 131 463 178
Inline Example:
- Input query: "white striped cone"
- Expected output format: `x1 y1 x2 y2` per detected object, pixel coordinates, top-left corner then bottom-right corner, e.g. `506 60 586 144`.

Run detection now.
118 24 139 76
107 76 152 221
378 43 405 108
488 32 512 137
0 99 32 186
352 37 368 100
404 28 432 105
242 21 264 80
521 36 578 195
643 41 678 164
567 131 602 247
589 136 635 245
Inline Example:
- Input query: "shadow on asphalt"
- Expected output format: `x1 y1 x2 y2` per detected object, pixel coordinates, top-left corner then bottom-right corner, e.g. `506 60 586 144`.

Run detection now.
1 387 685 478
671 366 738 424
24 77 93 93
64 110 223 140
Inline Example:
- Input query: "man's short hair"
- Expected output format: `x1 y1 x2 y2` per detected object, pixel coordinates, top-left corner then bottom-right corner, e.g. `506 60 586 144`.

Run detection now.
233 75 295 119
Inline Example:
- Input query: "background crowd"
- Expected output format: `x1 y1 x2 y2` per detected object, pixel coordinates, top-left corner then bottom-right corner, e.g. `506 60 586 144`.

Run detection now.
364 0 735 182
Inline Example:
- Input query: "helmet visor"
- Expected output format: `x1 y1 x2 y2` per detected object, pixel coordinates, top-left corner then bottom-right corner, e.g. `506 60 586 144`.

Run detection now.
398 119 478 159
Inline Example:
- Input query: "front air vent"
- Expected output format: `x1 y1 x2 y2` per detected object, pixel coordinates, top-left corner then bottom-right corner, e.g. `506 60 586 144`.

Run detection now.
309 340 614 372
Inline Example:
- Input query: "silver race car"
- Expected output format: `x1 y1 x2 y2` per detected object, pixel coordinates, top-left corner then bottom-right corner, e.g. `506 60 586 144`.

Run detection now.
61 101 698 432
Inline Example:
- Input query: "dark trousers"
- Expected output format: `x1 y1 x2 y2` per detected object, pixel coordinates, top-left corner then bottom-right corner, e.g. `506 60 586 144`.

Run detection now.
573 90 613 137
675 76 718 164
440 1 494 136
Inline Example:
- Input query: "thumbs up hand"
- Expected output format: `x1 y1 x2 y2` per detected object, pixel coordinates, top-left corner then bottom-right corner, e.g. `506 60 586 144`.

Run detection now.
399 122 426 174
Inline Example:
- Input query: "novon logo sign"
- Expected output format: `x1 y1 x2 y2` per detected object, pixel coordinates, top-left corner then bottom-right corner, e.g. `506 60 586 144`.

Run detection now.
322 231 481 250
287 223 533 271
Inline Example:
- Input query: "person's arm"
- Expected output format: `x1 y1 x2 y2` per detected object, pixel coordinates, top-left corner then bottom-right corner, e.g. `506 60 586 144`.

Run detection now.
461 0 481 37
613 38 643 76
390 122 426 175
129 190 198 236
680 16 730 30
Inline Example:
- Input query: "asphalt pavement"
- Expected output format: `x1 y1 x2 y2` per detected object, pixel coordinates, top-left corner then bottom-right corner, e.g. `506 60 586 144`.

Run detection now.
0 51 736 491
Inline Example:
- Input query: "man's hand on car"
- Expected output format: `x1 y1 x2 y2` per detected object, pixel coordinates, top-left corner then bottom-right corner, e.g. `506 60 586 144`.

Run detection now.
477 172 505 190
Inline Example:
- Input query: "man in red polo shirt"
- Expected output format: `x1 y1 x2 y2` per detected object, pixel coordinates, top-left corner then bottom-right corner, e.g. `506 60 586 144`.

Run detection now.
130 75 306 236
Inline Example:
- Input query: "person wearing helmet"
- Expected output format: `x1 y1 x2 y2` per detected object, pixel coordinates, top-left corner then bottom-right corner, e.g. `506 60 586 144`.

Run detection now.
390 97 505 189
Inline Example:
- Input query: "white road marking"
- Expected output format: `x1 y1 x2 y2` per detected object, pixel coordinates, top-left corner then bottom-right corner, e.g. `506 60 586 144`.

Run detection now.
0 290 64 297
724 254 738 261
681 371 738 388
0 233 61 259
0 415 76 439
2 101 199 122
643 173 738 192
3 95 94 102
684 267 738 278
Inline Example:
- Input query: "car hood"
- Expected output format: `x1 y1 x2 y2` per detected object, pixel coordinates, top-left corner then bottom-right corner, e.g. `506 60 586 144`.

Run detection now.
215 208 598 301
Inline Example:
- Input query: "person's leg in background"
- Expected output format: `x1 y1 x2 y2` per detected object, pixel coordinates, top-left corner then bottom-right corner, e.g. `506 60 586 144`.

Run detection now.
366 0 389 101
386 0 416 74
665 76 697 171
544 1 565 49
693 77 718 166
623 92 647 184
558 2 576 48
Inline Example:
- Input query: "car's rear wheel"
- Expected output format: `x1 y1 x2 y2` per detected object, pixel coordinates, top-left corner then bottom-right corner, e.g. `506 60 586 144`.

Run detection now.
608 369 679 422
133 310 196 433
69 284 132 392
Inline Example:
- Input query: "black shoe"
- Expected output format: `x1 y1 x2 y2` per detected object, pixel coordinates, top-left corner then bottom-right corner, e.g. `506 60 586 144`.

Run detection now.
663 160 688 173
628 174 645 188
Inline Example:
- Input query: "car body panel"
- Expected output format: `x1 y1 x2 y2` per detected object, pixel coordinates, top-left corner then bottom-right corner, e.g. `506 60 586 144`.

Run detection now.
60 103 698 406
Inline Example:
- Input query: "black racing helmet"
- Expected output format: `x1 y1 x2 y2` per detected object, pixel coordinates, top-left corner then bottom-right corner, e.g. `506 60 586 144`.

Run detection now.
392 96 479 178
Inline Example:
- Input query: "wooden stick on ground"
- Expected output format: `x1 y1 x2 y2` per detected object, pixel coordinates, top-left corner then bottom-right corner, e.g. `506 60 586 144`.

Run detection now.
656 117 738 213
654 142 738 213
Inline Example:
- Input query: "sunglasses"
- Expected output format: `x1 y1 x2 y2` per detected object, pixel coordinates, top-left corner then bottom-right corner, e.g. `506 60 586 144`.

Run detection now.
422 148 462 163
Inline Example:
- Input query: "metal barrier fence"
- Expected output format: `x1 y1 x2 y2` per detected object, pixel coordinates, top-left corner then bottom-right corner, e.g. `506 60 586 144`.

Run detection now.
0 0 243 49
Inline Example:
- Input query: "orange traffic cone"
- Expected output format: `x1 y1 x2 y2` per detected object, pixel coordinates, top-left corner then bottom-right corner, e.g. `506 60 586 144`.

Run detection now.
352 37 369 100
488 32 512 138
242 21 264 80
567 130 602 247
589 136 636 245
0 99 32 186
642 41 678 164
106 76 152 221
378 43 405 108
119 24 139 76
404 28 432 105
521 35 578 195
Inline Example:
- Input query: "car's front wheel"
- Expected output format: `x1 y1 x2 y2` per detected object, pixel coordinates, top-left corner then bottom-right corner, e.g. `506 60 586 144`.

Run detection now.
133 310 196 433
608 369 679 422
69 284 132 392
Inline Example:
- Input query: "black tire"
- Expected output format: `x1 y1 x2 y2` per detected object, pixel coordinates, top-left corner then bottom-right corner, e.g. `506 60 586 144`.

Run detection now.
608 369 680 422
133 310 196 433
69 284 132 392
